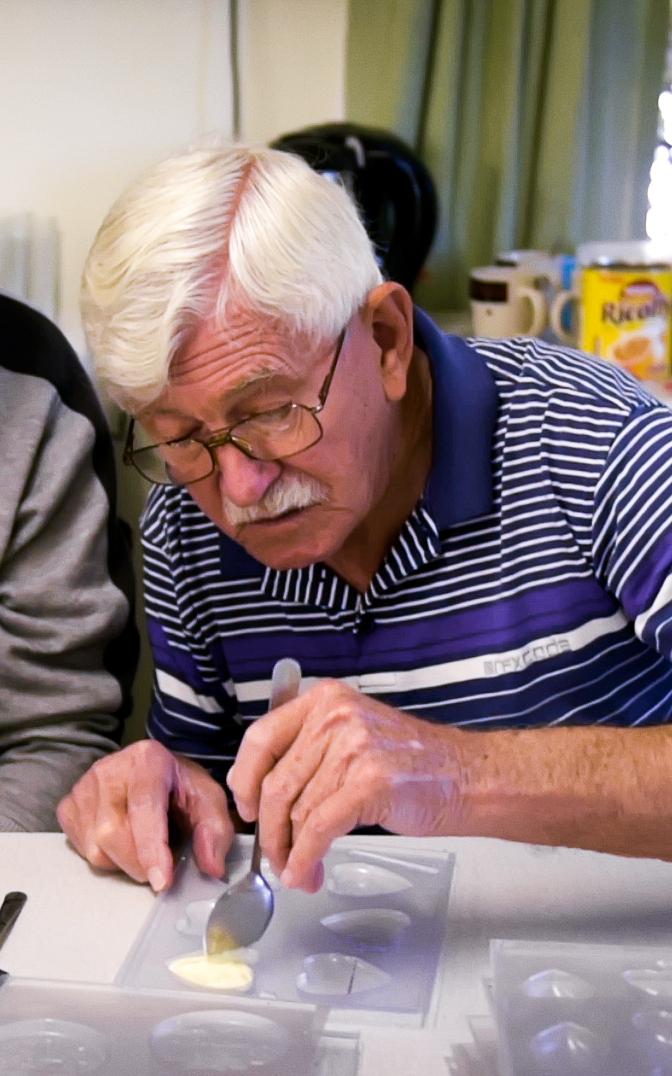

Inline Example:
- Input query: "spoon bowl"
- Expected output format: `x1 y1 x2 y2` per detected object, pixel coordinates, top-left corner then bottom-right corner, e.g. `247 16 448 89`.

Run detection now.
204 843 274 955
204 658 301 957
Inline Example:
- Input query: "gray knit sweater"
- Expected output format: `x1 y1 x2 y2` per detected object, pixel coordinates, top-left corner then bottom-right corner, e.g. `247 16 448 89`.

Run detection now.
0 295 137 831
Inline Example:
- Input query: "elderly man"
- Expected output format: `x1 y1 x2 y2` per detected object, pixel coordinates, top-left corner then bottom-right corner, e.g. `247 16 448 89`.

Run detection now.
58 144 672 894
1 294 137 831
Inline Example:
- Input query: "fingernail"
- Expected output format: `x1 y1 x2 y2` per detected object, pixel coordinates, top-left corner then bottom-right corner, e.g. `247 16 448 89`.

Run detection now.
148 867 167 892
312 860 325 891
208 832 225 868
280 866 295 888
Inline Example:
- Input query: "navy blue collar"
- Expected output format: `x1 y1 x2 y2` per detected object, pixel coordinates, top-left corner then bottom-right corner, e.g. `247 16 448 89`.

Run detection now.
414 308 497 531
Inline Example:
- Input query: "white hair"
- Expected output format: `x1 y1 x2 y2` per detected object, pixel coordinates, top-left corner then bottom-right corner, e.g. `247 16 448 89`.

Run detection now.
81 143 383 407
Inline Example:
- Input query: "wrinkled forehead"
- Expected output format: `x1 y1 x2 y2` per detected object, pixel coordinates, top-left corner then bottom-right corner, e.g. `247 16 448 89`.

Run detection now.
136 309 328 421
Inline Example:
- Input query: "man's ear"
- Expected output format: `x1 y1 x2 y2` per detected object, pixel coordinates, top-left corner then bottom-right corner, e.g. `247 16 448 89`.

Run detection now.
363 282 414 402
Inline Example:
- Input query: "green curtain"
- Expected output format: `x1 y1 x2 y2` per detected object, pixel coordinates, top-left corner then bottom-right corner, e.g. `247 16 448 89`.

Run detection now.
346 0 669 310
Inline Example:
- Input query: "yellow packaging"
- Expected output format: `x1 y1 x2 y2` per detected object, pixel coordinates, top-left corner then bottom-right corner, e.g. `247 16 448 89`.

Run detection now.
579 266 672 380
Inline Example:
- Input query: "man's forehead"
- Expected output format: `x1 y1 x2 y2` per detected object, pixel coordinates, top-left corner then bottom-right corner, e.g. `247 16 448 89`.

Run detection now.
137 314 314 420
138 366 276 420
176 311 290 367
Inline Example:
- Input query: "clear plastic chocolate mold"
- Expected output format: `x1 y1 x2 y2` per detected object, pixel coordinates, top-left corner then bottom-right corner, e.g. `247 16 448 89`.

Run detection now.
623 969 672 999
521 967 596 1000
116 843 456 1015
326 861 412 897
0 1018 108 1074
175 899 216 937
320 908 411 948
297 952 391 997
529 1021 608 1072
632 1008 672 1040
150 1009 292 1073
631 1007 672 1069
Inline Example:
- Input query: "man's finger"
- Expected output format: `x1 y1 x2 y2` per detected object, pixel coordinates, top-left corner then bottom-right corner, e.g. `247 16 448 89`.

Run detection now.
227 694 311 817
126 761 176 891
281 791 364 890
57 796 118 871
257 780 293 878
82 747 172 886
255 721 332 874
60 764 148 879
192 817 235 878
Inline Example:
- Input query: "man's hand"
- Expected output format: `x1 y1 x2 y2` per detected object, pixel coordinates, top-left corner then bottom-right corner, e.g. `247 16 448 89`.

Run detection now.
226 679 463 892
57 740 234 891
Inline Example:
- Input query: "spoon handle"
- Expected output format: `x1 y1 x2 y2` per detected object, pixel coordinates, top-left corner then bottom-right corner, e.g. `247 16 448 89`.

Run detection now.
251 658 302 875
250 822 264 875
268 658 302 710
0 891 27 951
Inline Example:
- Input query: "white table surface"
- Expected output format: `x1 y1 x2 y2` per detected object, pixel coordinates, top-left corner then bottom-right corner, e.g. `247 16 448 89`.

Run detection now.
4 833 672 1073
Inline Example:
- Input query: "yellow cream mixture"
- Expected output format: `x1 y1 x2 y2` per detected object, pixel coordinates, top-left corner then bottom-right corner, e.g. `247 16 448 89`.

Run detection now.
168 951 254 991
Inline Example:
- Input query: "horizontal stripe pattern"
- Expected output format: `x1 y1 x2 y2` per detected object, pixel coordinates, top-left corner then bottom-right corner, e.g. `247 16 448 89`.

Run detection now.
141 329 672 781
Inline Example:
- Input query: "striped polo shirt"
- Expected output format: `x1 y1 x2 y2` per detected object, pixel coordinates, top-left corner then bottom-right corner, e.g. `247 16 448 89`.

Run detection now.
141 309 672 784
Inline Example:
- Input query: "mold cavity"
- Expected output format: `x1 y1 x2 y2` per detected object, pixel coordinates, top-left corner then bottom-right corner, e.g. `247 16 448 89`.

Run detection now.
175 899 216 937
623 969 672 998
326 862 412 897
320 908 410 948
297 952 391 997
0 1018 107 1074
150 1010 291 1073
529 1022 608 1072
632 1007 672 1047
522 968 596 1000
167 950 257 992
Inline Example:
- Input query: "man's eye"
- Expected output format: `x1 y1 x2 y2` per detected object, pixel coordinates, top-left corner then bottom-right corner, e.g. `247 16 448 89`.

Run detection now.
167 437 198 450
247 403 294 427
160 437 203 461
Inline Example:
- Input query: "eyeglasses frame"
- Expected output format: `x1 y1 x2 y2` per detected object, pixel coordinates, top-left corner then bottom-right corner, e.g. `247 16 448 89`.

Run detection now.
123 327 347 485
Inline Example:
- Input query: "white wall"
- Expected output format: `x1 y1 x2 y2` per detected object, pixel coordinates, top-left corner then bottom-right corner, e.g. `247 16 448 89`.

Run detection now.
0 0 348 741
0 0 348 355
0 0 234 354
0 0 349 378
238 0 347 145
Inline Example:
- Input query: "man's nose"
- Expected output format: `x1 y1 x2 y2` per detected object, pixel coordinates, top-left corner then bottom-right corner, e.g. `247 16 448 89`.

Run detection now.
212 442 282 506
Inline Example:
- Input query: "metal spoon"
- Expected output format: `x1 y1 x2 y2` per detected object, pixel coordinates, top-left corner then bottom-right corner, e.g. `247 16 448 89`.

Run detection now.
0 891 27 983
204 657 302 956
0 892 27 951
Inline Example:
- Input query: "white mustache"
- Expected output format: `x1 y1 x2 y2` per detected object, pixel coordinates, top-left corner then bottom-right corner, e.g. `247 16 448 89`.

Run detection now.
222 473 329 526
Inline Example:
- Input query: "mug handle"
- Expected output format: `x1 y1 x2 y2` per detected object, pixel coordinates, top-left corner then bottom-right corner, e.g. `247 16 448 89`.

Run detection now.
550 290 577 345
516 285 547 337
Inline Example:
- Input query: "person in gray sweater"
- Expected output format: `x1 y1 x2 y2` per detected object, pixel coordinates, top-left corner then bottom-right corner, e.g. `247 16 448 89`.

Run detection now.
0 294 138 831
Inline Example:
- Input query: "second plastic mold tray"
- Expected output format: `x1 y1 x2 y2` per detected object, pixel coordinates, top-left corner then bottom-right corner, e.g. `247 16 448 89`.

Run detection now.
0 975 359 1076
116 841 455 1017
491 938 672 1076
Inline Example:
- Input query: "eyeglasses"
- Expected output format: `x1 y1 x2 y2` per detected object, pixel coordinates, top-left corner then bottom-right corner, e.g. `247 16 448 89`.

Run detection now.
123 328 347 486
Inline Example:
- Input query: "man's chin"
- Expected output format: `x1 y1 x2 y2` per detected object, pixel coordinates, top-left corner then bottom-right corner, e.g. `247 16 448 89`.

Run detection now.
232 509 335 570
241 541 325 571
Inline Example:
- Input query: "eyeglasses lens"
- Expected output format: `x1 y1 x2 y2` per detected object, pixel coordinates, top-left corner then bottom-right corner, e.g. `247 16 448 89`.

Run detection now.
132 407 322 485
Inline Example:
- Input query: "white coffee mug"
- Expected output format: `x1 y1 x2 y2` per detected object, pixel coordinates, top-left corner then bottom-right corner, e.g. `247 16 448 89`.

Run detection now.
495 249 561 288
549 288 578 345
469 266 547 338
